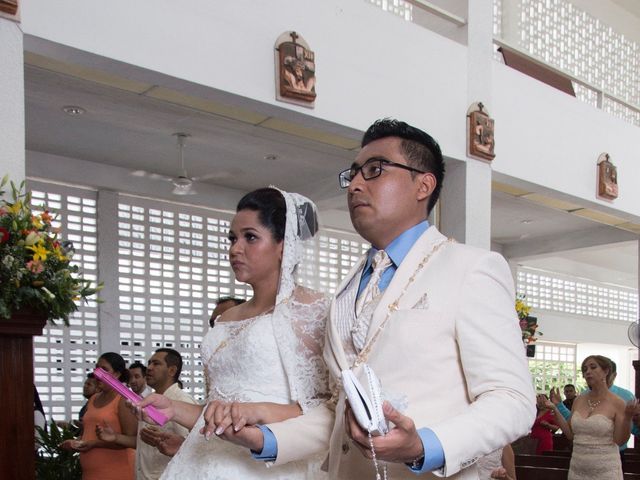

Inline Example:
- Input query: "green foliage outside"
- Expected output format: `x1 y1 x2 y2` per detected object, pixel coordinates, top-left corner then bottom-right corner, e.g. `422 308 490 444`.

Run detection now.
529 359 586 394
35 422 81 480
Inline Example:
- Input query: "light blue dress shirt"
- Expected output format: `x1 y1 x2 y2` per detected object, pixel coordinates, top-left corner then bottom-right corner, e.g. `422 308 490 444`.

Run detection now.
254 221 445 473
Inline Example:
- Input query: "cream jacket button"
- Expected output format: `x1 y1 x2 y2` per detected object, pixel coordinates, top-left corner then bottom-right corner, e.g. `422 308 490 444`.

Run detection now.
342 442 349 454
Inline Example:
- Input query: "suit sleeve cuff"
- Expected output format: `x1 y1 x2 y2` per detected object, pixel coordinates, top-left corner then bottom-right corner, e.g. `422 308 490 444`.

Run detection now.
251 425 278 461
556 402 571 420
407 427 445 474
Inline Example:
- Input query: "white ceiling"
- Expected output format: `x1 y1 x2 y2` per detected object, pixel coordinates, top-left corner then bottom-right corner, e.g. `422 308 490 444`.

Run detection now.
611 0 640 18
25 65 354 202
23 61 639 289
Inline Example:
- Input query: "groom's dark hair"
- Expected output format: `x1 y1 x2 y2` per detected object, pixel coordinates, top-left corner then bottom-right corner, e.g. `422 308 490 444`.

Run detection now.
362 118 444 215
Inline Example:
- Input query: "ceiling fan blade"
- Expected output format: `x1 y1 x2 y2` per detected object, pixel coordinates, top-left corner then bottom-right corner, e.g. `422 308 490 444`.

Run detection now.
129 169 172 182
193 172 233 182
172 184 197 195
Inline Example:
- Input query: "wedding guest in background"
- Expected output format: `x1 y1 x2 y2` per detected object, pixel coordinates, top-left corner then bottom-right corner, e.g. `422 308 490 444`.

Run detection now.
563 384 577 410
100 349 197 479
478 444 517 480
138 187 330 479
209 296 245 328
34 385 47 450
479 444 517 480
129 362 153 398
77 373 99 435
555 357 639 454
546 355 637 480
60 352 137 480
530 394 559 454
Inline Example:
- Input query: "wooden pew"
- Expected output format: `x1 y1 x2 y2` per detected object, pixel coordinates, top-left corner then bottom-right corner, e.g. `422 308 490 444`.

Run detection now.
624 461 640 474
544 450 571 457
516 454 570 469
516 465 568 480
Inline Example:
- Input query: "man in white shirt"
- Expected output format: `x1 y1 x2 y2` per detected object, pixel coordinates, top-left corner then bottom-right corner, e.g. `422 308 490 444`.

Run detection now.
136 349 197 480
129 362 153 398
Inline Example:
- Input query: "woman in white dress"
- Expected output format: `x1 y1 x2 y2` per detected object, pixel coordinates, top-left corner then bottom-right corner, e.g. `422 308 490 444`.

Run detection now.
139 187 330 479
545 355 637 480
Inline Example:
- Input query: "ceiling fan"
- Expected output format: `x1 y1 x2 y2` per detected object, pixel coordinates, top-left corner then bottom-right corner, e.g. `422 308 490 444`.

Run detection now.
128 132 236 195
171 132 195 195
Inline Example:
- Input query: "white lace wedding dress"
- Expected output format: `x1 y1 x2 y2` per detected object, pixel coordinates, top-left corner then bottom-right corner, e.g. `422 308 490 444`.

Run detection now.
160 288 330 480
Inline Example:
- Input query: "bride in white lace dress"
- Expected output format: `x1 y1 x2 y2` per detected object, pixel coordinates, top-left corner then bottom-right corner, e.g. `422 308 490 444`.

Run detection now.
546 355 637 480
139 188 330 479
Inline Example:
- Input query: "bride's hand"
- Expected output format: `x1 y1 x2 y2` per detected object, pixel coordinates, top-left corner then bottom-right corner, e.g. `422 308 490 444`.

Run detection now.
201 400 232 439
229 402 266 431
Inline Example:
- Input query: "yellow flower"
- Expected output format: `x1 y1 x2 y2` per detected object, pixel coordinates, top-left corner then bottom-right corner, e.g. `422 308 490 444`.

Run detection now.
32 215 43 229
27 243 48 262
53 245 67 262
8 201 22 215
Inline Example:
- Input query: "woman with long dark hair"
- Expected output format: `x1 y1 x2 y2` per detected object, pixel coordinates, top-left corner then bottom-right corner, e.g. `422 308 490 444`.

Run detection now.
140 188 330 479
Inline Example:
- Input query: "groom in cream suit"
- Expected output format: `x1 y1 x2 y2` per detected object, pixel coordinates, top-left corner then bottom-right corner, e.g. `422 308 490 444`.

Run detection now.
221 119 535 478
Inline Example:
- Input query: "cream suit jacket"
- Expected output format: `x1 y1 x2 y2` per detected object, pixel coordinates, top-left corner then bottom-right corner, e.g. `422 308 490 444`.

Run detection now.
267 226 536 479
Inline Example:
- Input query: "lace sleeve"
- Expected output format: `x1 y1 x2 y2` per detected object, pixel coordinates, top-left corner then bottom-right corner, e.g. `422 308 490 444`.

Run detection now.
272 286 331 412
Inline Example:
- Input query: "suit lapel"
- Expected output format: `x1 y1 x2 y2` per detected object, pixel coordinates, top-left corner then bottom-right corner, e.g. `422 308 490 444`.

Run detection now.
364 226 447 345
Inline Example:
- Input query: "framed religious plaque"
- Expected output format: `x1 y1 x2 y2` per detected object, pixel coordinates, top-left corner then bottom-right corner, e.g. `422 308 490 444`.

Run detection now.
467 102 495 161
275 31 316 108
597 153 618 200
0 0 20 21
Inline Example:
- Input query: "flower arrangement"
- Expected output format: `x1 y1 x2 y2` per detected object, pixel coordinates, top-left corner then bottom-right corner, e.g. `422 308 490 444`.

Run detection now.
0 176 101 325
516 293 541 344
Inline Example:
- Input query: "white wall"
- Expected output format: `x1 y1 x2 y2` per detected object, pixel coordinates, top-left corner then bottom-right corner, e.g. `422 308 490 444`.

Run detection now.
0 18 25 183
492 61 640 219
20 0 640 224
20 0 468 158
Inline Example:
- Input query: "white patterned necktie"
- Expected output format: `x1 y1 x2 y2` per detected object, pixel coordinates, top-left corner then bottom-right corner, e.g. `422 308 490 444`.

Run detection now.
355 250 392 317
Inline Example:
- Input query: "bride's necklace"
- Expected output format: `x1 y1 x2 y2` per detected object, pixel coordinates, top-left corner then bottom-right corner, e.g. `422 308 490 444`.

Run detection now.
587 397 603 411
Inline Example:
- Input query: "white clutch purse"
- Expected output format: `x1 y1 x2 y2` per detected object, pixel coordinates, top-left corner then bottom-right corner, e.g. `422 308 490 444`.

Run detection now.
341 364 388 436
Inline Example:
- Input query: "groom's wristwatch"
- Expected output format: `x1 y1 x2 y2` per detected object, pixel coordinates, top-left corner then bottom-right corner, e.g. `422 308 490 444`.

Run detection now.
407 453 425 470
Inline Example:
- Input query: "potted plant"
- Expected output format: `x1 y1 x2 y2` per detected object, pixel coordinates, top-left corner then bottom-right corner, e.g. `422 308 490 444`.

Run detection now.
35 422 82 480
516 294 542 357
0 175 101 480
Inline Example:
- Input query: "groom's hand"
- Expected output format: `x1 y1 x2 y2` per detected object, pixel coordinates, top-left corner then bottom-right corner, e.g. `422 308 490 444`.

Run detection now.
345 401 424 464
217 424 264 452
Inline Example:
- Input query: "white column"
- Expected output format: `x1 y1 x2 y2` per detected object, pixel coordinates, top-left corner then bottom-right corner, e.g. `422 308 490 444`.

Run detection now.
439 159 492 249
0 14 25 183
96 190 121 353
438 0 494 250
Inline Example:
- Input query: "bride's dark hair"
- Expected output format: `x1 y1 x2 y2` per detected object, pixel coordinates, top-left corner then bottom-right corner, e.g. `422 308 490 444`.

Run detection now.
237 188 286 242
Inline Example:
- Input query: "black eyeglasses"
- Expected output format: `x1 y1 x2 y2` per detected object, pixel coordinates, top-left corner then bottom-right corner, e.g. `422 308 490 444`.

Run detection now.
338 158 427 188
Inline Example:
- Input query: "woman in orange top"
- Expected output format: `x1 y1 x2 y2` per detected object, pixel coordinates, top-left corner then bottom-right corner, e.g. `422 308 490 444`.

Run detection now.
61 352 137 480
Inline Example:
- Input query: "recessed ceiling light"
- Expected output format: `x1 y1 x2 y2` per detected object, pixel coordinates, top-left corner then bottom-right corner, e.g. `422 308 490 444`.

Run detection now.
62 105 86 116
264 154 278 161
